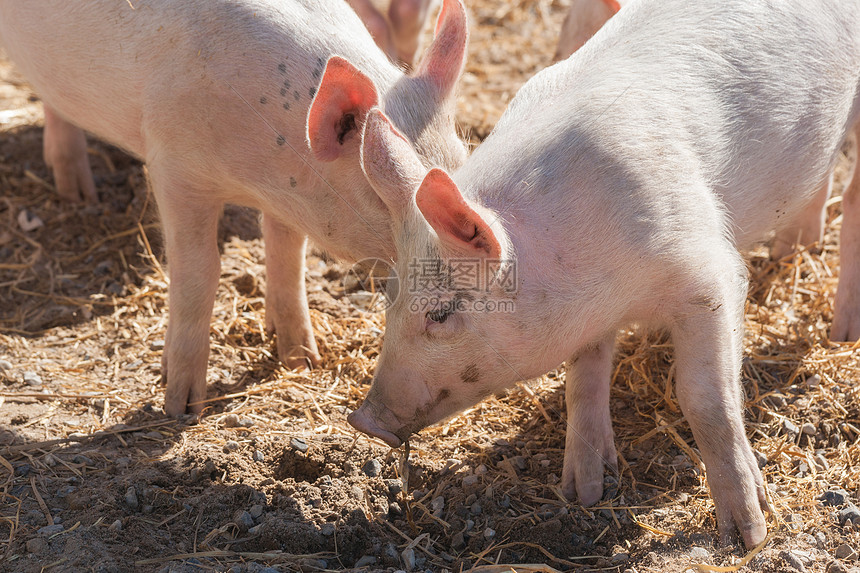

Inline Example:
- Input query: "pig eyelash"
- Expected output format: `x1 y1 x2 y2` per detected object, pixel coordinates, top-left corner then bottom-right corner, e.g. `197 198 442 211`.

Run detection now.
425 307 453 324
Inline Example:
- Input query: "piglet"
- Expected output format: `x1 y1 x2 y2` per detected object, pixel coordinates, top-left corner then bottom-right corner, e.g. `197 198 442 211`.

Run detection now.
351 0 860 548
0 0 469 415
347 0 435 67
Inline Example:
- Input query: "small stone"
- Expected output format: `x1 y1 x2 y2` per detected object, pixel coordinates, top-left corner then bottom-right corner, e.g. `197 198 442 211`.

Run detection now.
248 524 264 535
23 371 42 386
431 496 445 512
822 489 852 507
483 527 496 538
766 393 787 408
350 485 364 500
223 440 240 453
612 553 630 563
510 456 527 470
827 560 850 573
300 559 327 570
814 454 830 471
223 413 240 427
779 550 807 572
109 519 122 532
26 537 48 554
451 531 465 549
354 556 377 568
150 339 165 350
462 475 479 487
835 543 857 560
401 547 416 570
43 454 58 468
783 419 800 436
249 504 264 519
14 463 30 477
839 504 860 526
73 455 94 466
385 479 403 496
253 450 265 462
801 422 817 436
362 459 382 477
689 546 710 561
290 437 309 453
474 464 488 475
815 531 827 547
0 359 12 371
37 524 64 536
239 417 255 427
470 502 482 515
124 487 139 510
754 450 768 468
320 523 335 536
234 510 254 531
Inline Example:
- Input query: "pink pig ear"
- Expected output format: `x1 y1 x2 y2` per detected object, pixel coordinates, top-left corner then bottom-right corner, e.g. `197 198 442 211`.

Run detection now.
416 168 501 258
360 108 426 213
307 56 379 161
413 0 468 100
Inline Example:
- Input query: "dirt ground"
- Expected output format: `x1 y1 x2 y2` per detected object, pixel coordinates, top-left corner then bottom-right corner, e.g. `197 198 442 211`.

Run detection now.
1 1 860 572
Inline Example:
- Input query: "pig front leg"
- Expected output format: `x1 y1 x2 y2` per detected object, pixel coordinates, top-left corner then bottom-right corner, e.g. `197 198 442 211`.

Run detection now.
771 175 832 259
388 0 432 67
262 215 321 370
42 105 98 203
561 333 618 506
832 123 860 341
152 171 223 417
671 259 768 548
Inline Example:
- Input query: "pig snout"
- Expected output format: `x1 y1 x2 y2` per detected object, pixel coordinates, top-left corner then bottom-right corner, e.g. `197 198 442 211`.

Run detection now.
348 398 415 448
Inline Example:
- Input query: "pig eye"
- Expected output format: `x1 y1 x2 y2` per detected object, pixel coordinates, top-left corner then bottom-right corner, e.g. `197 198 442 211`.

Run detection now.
425 307 453 324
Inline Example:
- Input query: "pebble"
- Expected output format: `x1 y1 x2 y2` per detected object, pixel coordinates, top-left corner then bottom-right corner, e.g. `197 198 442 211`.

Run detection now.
835 543 857 560
354 556 377 568
779 550 806 572
689 546 710 561
23 371 42 386
109 519 122 532
234 510 254 531
611 553 630 563
43 454 58 468
822 489 852 507
350 485 364 500
248 524 264 535
767 393 787 408
462 474 479 487
814 454 830 471
37 524 64 536
401 547 416 570
509 456 527 471
0 359 12 371
124 487 139 510
385 479 403 496
301 559 327 570
806 374 821 388
470 502 482 515
362 458 382 477
249 504 264 520
253 450 265 462
451 531 465 549
839 504 860 526
290 437 309 453
223 440 240 453
474 464 488 475
483 528 496 538
222 413 240 427
26 537 48 554
73 455 94 466
783 419 800 436
827 561 850 573
431 496 445 512
320 523 335 536
801 422 817 436
14 463 30 477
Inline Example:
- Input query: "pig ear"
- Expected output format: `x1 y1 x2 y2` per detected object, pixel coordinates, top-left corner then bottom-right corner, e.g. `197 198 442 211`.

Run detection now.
416 168 501 258
307 56 379 161
360 108 426 214
413 0 468 100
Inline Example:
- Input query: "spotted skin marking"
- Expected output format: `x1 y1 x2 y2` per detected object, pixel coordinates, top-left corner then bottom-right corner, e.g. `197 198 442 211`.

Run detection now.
259 96 268 104
278 63 287 73
276 135 285 146
290 176 297 188
309 86 316 98
460 364 480 384
283 79 291 89
293 90 300 101
280 88 287 96
283 102 290 111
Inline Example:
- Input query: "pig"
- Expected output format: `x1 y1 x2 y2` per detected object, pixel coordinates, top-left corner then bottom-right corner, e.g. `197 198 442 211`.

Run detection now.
347 0 435 67
349 0 860 548
553 0 627 62
0 0 469 416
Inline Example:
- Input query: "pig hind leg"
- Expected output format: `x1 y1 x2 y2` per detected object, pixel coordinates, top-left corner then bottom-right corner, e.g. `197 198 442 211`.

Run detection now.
771 174 832 260
670 248 768 548
561 333 618 505
262 215 321 370
151 168 223 417
832 120 860 341
42 105 97 203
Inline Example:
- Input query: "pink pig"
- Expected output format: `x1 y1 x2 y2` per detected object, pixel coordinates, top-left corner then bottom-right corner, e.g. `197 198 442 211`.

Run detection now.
554 0 627 62
0 0 469 415
350 0 860 548
347 0 436 67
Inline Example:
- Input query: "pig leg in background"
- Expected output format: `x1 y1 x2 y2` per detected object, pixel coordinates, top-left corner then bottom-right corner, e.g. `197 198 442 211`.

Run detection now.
671 250 768 547
389 0 432 67
42 105 97 203
154 169 223 417
345 0 395 59
832 121 860 342
771 175 833 260
262 215 321 369
562 333 618 506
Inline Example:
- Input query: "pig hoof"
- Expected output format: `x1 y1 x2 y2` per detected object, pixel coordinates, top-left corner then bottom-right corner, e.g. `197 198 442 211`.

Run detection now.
576 481 604 507
282 348 321 370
